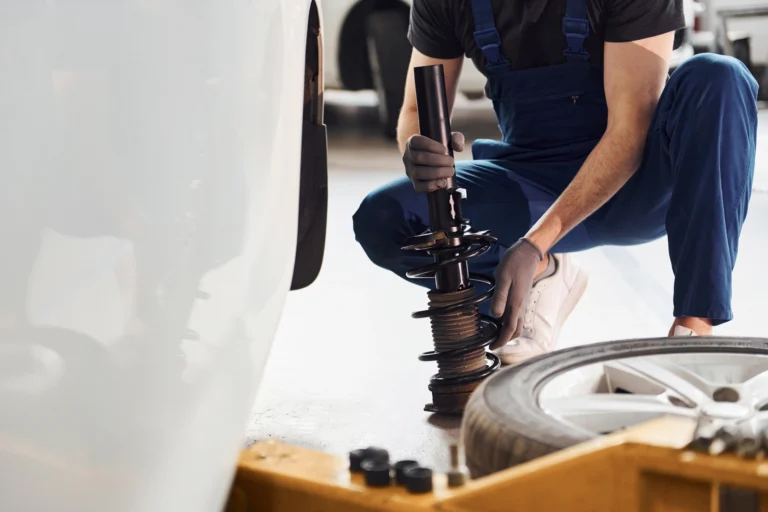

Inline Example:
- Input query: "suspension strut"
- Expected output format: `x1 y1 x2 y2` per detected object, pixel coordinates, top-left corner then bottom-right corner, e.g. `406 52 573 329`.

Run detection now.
403 64 501 415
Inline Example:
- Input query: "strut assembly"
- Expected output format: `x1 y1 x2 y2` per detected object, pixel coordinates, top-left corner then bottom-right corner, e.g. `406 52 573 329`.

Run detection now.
402 64 501 415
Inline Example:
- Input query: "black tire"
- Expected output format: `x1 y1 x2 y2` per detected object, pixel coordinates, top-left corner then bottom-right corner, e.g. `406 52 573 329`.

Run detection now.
366 9 411 139
462 337 768 477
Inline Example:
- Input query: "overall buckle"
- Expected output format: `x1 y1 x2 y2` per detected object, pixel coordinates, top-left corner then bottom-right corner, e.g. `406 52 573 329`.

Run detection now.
474 28 504 65
562 17 590 60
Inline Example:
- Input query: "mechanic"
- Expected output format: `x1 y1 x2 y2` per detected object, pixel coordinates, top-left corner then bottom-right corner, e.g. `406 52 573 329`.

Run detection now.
353 0 759 365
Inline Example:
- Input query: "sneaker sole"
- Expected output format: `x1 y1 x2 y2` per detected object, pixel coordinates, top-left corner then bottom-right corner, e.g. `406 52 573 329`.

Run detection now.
498 264 589 366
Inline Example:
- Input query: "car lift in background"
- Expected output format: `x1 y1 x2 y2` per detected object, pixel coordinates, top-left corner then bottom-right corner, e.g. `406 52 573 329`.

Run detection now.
714 5 768 59
693 2 768 100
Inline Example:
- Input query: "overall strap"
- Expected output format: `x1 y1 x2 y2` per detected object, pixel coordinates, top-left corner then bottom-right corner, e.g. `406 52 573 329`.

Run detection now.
470 0 509 74
563 0 590 62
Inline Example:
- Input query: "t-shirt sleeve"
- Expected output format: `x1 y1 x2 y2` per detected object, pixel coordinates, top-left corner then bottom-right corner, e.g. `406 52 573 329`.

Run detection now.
407 0 464 59
604 0 686 43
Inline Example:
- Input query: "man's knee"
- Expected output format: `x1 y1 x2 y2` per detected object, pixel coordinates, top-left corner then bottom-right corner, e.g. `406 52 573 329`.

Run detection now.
673 54 759 100
352 189 406 268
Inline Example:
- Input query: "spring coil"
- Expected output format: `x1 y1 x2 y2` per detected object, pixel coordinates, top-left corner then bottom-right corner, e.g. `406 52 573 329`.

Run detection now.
404 229 502 393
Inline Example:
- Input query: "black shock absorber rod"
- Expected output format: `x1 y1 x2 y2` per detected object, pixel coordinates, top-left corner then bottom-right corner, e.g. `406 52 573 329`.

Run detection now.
404 64 501 415
413 64 470 292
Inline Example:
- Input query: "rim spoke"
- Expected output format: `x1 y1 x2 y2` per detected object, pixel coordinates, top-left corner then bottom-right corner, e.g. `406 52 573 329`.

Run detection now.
751 411 768 429
541 394 697 433
603 358 712 407
742 369 768 402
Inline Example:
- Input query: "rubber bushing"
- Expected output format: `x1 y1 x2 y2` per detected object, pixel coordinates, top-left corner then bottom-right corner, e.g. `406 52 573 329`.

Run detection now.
349 449 367 473
362 459 391 487
364 447 390 463
404 466 433 494
393 460 419 485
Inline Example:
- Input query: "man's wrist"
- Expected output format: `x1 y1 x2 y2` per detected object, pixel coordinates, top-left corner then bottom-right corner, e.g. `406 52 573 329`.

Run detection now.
518 237 544 261
525 220 561 255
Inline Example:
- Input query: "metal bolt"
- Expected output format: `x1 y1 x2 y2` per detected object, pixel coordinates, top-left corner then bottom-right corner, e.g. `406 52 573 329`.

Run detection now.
362 459 392 487
446 444 469 488
688 423 718 453
363 447 390 464
393 460 419 485
709 426 738 456
403 466 433 494
736 436 761 459
349 449 367 473
758 430 768 458
447 470 467 488
449 444 460 467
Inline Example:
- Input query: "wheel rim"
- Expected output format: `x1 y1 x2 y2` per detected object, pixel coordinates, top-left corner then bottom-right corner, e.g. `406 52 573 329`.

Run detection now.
536 353 768 436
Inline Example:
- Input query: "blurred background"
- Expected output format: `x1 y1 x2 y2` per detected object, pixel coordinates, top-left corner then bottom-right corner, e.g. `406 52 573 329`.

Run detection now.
320 0 768 138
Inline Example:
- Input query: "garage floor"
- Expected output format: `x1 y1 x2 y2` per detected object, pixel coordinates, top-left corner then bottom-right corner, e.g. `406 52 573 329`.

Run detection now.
246 93 768 472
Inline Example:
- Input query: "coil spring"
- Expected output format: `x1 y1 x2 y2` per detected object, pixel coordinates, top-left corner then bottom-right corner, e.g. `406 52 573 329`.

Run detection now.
404 228 501 408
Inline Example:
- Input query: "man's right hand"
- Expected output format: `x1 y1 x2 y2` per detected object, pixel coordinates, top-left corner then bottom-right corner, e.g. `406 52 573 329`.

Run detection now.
403 132 465 193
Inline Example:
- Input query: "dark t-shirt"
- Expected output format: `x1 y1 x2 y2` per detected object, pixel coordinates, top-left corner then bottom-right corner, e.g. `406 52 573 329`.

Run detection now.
408 0 685 74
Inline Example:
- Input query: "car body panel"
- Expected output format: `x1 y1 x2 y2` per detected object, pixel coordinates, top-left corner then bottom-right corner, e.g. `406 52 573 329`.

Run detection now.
0 1 315 511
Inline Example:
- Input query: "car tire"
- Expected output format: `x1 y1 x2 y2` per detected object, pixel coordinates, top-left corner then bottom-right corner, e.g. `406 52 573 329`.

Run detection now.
461 337 768 477
366 9 411 139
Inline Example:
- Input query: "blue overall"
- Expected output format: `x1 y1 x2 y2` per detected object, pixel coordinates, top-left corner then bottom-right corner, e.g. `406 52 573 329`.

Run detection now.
353 0 759 325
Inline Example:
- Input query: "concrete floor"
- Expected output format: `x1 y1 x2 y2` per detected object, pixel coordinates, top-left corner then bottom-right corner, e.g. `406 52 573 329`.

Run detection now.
246 93 768 472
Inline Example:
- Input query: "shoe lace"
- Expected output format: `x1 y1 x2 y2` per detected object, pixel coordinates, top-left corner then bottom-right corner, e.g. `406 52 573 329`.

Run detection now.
521 286 542 339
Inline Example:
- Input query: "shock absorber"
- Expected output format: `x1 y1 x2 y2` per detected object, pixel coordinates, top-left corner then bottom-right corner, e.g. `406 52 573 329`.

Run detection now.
403 64 501 415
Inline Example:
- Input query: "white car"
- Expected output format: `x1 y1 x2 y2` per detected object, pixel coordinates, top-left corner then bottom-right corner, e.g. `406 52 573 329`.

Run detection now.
322 0 696 137
0 1 326 512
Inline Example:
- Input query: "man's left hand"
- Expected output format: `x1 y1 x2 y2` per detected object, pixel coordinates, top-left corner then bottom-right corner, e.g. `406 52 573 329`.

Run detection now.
490 238 543 349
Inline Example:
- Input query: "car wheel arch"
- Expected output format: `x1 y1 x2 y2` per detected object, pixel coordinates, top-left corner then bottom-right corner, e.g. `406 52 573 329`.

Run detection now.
291 0 328 291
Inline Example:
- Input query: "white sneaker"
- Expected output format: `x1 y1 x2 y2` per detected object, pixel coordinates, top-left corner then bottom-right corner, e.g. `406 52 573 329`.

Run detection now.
494 253 589 366
672 326 697 337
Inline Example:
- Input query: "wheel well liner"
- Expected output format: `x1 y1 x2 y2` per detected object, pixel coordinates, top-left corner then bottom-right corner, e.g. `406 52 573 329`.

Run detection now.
291 0 328 291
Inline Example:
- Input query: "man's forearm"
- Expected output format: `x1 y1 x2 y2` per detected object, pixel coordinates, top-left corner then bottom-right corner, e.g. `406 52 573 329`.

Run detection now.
523 33 672 253
526 127 646 252
397 106 420 154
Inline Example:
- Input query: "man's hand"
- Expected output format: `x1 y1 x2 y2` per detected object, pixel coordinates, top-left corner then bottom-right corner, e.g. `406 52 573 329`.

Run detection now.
490 238 543 348
403 132 465 192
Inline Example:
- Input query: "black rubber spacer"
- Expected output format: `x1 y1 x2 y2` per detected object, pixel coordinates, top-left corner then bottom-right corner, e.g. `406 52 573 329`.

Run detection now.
363 446 390 463
349 449 367 473
393 460 419 485
404 466 433 494
362 459 391 487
